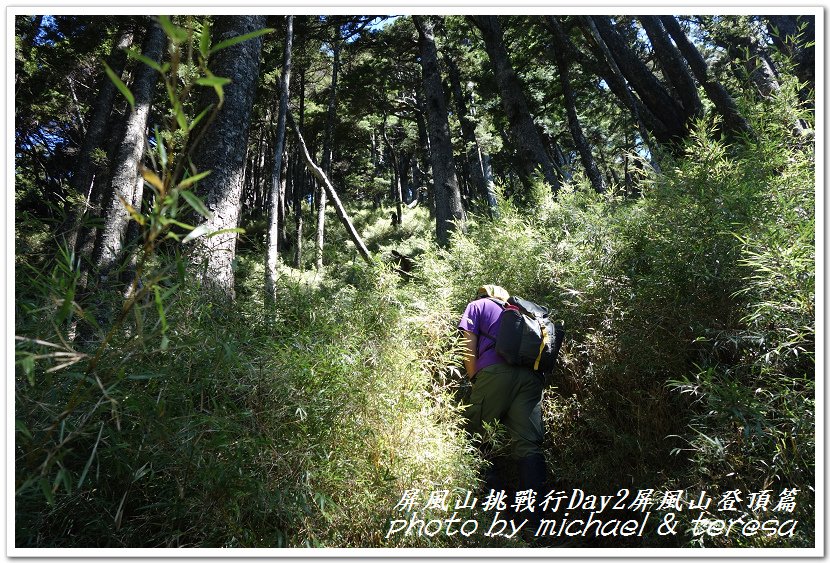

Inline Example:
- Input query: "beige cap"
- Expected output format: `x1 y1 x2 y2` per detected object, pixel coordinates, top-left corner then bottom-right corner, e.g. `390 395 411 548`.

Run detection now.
476 284 509 301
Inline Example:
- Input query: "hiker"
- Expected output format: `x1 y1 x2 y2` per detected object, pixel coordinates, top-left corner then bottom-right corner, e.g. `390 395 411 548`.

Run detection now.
458 285 548 507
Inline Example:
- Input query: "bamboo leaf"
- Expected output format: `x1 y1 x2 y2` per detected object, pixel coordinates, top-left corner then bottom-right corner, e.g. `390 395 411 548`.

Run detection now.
195 75 231 88
162 218 195 231
103 62 134 112
208 27 274 56
15 420 32 440
189 104 213 131
182 223 212 243
154 286 168 333
199 19 211 60
141 166 165 194
118 194 146 225
157 16 188 44
39 477 55 505
177 170 212 190
207 227 245 238
181 190 211 218
153 127 167 168
77 423 104 490
125 48 163 73
173 101 188 132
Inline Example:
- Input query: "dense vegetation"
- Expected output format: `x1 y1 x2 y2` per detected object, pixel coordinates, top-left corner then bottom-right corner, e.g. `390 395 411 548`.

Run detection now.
14 13 815 550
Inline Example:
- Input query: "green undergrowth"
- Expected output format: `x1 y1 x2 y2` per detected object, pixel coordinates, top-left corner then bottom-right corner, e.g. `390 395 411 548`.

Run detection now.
15 252 486 547
419 114 815 547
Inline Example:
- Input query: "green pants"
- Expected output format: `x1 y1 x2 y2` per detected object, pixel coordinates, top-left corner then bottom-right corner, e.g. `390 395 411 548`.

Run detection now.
464 363 544 459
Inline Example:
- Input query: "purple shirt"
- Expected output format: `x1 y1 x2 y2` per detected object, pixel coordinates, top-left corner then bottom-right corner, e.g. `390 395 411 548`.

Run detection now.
459 298 505 374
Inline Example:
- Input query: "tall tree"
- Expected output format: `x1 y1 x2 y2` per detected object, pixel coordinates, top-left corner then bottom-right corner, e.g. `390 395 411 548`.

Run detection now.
58 25 134 253
546 16 606 193
578 15 667 151
589 16 689 141
638 15 703 120
469 15 561 193
190 15 267 298
289 112 372 265
265 15 293 303
765 14 815 99
316 29 340 270
660 15 753 137
93 19 165 278
443 50 498 213
413 15 466 247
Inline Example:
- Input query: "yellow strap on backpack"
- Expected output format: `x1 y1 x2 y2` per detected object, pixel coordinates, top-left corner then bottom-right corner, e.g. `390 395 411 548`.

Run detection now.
534 321 547 371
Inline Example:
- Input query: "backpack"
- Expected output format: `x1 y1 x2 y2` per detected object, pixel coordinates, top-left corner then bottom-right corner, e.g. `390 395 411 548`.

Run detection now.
480 295 566 386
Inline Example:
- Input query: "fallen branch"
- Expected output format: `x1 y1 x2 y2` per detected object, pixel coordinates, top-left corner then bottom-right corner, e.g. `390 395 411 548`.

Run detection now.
288 111 373 265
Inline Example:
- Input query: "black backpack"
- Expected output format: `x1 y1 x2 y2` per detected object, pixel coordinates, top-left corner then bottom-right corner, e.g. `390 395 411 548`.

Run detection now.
480 296 566 385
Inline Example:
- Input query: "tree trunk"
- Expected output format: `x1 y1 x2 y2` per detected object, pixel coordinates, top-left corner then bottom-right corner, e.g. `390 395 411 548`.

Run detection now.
638 15 703 120
413 15 466 247
470 15 561 194
383 127 404 226
577 16 667 149
75 104 127 289
660 15 753 137
444 53 493 211
711 19 783 101
547 16 606 194
93 19 165 278
765 14 815 100
590 16 688 141
289 113 372 265
292 151 304 269
59 25 134 252
190 15 266 298
265 15 293 303
316 36 340 270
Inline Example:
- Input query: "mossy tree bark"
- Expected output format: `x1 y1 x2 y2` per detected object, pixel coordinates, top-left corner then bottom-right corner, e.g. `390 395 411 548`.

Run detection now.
93 19 165 279
265 15 293 303
413 15 466 248
190 15 266 298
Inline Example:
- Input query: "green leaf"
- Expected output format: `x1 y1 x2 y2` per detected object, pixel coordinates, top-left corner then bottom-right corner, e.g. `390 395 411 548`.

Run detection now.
77 423 104 490
208 27 274 55
177 170 212 190
20 355 35 385
39 477 55 505
15 419 32 440
55 467 72 496
126 47 164 73
154 127 167 168
126 372 163 380
180 189 212 219
207 227 245 238
199 19 211 60
195 75 231 88
181 223 212 244
103 62 134 112
160 218 194 231
55 283 75 325
189 104 214 131
157 16 188 44
154 286 168 333
173 101 188 132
